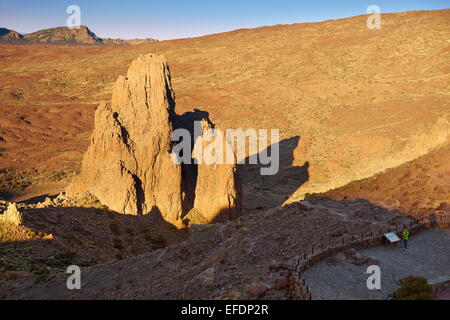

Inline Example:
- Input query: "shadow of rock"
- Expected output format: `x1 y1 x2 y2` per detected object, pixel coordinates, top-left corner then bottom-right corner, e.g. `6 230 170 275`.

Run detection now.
173 109 214 216
239 136 309 212
0 192 11 201
19 194 59 205
0 205 189 272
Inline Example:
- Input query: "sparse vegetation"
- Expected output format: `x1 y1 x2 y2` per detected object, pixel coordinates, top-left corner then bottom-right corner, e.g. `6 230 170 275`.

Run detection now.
113 238 124 250
0 169 33 197
49 170 74 182
34 252 75 269
9 90 24 100
0 222 35 242
139 226 151 234
0 222 73 282
110 222 121 236
183 208 209 226
193 239 219 256
393 276 433 300
144 234 167 250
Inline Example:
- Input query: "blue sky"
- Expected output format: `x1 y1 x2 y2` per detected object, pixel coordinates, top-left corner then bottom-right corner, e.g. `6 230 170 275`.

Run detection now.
0 0 448 40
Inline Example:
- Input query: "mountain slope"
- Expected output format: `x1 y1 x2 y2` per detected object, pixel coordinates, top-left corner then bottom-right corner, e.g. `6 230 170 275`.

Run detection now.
324 141 450 217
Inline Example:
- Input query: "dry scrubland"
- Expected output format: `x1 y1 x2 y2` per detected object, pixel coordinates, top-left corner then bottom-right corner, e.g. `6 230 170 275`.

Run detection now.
326 143 450 217
0 10 449 209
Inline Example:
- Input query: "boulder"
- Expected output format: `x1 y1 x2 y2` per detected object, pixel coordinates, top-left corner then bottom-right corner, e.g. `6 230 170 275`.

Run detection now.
247 284 270 298
0 203 23 226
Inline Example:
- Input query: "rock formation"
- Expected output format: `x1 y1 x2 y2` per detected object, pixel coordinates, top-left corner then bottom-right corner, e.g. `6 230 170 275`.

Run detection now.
191 120 241 223
0 203 23 226
67 54 241 228
0 28 23 40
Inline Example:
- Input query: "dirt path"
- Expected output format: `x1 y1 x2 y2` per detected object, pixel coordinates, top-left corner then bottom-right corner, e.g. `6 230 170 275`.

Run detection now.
303 229 450 300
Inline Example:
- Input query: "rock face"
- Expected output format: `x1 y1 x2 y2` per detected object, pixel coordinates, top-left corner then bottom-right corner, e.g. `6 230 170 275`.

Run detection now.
0 203 23 226
67 54 241 228
0 28 23 40
191 120 241 223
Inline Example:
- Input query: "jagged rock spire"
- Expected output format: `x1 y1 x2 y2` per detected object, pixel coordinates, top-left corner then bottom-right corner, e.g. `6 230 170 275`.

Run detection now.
67 54 241 228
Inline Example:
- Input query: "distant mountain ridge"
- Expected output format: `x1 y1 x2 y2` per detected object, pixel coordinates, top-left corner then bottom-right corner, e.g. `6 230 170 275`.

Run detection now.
0 26 158 45
0 27 23 40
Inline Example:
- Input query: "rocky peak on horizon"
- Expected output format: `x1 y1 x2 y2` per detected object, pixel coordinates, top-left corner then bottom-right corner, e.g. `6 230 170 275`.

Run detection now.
0 25 158 45
0 28 23 40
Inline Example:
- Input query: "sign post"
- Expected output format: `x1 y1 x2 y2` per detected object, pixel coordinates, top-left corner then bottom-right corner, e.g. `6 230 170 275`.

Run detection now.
384 232 401 247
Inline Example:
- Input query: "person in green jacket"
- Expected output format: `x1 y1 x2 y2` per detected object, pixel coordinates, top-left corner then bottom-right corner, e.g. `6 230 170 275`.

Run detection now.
402 228 410 251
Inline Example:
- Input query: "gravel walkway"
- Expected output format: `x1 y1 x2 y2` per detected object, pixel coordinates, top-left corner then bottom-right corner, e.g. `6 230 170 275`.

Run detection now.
303 229 450 300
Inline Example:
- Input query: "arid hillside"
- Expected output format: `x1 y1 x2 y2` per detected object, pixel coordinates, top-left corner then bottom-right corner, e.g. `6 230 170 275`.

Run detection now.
324 142 450 217
0 28 23 41
23 26 104 44
0 10 449 209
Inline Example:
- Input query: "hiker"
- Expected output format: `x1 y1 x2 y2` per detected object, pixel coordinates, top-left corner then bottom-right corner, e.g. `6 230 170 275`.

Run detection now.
402 228 410 251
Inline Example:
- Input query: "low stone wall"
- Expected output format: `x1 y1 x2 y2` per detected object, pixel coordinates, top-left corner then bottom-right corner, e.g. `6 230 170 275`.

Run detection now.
288 214 447 300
